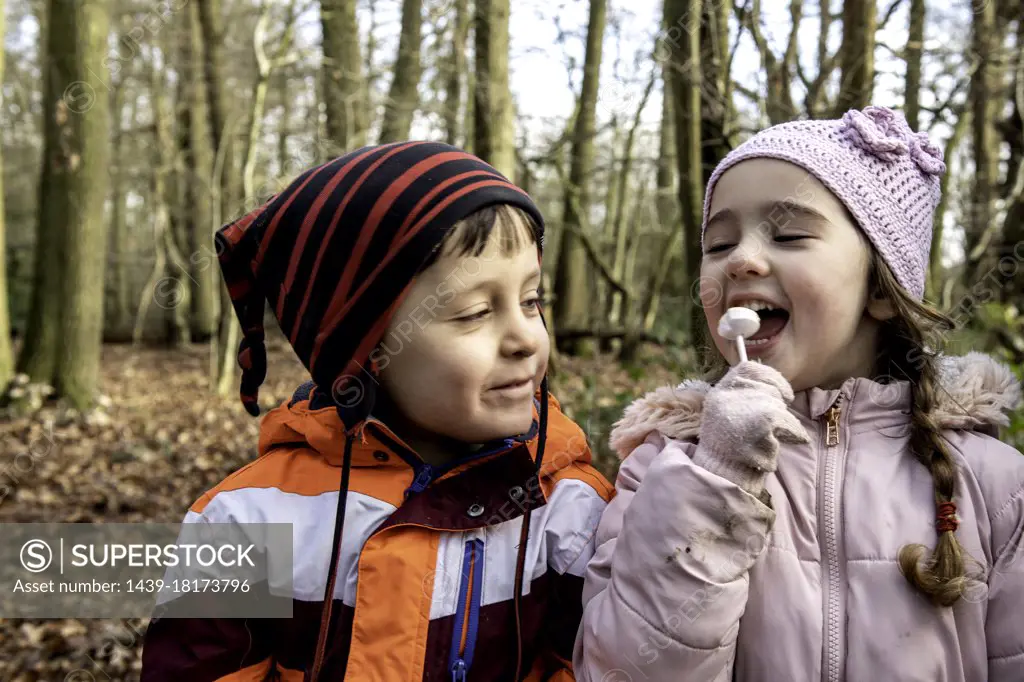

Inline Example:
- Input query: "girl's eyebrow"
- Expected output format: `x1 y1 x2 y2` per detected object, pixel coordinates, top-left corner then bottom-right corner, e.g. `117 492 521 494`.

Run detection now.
705 208 736 233
765 200 829 226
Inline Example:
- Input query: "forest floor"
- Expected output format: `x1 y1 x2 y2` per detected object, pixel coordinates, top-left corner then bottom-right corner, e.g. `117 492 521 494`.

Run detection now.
0 339 690 681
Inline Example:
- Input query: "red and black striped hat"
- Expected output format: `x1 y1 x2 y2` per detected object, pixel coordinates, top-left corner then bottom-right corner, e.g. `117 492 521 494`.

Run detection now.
215 141 545 422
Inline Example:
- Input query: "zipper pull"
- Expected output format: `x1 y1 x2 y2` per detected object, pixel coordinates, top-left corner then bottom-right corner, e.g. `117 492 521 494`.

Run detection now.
451 659 467 682
824 399 842 447
406 464 434 497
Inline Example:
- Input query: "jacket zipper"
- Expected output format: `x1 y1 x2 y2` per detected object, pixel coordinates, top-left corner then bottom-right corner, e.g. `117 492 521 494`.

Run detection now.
820 396 844 682
449 538 485 681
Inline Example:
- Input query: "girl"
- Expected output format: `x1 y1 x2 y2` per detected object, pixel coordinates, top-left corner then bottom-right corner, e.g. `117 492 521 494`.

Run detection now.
573 106 1024 681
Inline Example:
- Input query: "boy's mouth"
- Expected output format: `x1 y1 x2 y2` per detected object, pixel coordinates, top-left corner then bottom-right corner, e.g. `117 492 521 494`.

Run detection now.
489 377 534 399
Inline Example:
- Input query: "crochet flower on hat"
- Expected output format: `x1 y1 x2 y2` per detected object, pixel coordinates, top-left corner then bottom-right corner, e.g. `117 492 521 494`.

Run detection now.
840 105 945 177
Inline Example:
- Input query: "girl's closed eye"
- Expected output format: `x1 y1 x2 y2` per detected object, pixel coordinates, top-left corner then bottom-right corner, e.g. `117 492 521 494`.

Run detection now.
453 307 490 322
774 234 810 244
704 242 735 254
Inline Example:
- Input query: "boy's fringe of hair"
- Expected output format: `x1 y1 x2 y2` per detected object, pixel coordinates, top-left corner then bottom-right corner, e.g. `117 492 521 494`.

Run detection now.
695 250 974 607
418 204 541 273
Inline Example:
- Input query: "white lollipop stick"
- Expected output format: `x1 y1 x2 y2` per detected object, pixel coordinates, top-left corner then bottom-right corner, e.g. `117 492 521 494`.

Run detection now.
718 307 761 363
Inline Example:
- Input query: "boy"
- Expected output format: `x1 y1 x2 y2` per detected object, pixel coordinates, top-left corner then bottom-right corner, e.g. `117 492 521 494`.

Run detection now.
140 142 614 681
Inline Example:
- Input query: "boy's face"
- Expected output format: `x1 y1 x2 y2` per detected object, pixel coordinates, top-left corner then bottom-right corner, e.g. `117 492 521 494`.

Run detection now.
375 223 549 446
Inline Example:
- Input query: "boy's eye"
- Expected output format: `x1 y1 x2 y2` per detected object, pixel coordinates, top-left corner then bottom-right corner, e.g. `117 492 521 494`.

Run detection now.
523 296 543 310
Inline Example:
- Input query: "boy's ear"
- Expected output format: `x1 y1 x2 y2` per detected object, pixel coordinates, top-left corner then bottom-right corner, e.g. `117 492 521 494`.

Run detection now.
867 288 896 321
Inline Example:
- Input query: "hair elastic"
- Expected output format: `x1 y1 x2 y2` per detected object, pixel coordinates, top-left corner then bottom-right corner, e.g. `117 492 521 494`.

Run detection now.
936 501 959 534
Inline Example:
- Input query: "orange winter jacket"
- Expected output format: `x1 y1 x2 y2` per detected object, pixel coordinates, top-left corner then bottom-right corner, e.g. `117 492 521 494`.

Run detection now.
141 381 614 681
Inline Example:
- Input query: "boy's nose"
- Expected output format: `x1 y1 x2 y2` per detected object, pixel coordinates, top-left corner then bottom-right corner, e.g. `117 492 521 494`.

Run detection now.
502 313 540 357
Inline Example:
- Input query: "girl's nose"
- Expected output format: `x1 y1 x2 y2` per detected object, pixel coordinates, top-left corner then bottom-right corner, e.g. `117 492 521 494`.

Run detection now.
724 234 770 279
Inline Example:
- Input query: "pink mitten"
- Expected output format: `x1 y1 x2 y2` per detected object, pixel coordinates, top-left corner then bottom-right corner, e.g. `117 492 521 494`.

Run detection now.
691 362 810 496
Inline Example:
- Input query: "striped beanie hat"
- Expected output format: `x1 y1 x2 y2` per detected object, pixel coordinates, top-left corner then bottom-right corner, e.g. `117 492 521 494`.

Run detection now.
215 141 545 422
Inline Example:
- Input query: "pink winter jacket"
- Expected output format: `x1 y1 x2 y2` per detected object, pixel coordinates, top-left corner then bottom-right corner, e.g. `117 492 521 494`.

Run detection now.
574 352 1024 681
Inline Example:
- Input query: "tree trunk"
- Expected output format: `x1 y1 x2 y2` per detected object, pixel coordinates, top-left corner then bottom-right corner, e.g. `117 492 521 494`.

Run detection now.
185 2 217 343
196 0 236 213
996 23 1024 306
744 0 800 125
364 0 378 131
553 0 607 356
964 0 1000 286
444 0 470 146
163 32 190 347
473 0 515 177
464 59 476 155
805 0 834 118
279 73 290 173
321 0 367 153
904 0 924 131
927 106 970 301
834 0 875 115
0 0 11 389
605 74 655 338
640 73 679 333
655 65 677 230
50 0 111 408
379 0 423 143
105 74 131 343
664 0 703 340
701 0 735 154
197 0 242 395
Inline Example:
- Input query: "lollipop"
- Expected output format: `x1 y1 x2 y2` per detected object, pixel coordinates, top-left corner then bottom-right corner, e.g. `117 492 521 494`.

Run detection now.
718 307 761 363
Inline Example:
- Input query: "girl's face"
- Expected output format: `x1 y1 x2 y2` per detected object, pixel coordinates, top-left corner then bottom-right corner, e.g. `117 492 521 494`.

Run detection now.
700 158 894 391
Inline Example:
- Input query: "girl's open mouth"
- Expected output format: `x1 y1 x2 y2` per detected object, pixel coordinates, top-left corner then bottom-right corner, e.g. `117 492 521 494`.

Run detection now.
747 307 790 346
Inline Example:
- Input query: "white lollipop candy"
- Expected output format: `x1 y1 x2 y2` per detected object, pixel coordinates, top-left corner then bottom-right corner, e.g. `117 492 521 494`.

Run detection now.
718 307 761 362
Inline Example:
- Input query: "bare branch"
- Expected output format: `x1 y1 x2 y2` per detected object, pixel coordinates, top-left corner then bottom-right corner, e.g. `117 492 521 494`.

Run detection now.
877 0 904 31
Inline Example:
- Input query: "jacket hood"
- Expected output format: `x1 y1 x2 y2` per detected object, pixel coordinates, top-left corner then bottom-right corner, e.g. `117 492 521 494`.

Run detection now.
609 351 1022 459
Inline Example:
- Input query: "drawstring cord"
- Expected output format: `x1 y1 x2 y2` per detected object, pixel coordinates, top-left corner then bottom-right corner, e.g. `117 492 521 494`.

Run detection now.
309 430 355 681
512 376 549 681
308 376 550 681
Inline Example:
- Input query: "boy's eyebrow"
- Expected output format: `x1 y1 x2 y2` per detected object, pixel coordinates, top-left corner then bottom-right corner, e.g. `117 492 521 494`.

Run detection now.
448 265 543 297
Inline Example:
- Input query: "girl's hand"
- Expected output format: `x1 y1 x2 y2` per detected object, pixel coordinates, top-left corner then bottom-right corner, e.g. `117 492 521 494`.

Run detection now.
692 361 810 495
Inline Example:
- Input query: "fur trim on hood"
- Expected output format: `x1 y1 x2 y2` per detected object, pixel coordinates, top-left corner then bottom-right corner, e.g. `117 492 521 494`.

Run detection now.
609 352 1022 459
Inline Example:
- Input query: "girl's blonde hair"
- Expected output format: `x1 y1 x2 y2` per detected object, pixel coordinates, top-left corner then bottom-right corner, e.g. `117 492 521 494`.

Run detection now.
697 250 971 607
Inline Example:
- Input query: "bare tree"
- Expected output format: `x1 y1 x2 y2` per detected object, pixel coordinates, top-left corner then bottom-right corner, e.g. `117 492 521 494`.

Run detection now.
379 0 423 143
834 0 876 114
321 0 367 152
183 1 217 342
964 0 1001 285
444 0 470 146
473 0 515 176
904 0 924 130
553 0 608 354
0 0 12 388
664 0 703 337
18 0 112 409
740 0 802 125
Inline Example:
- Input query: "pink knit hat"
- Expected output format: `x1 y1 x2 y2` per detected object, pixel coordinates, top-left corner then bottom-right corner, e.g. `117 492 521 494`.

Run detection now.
701 106 946 300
